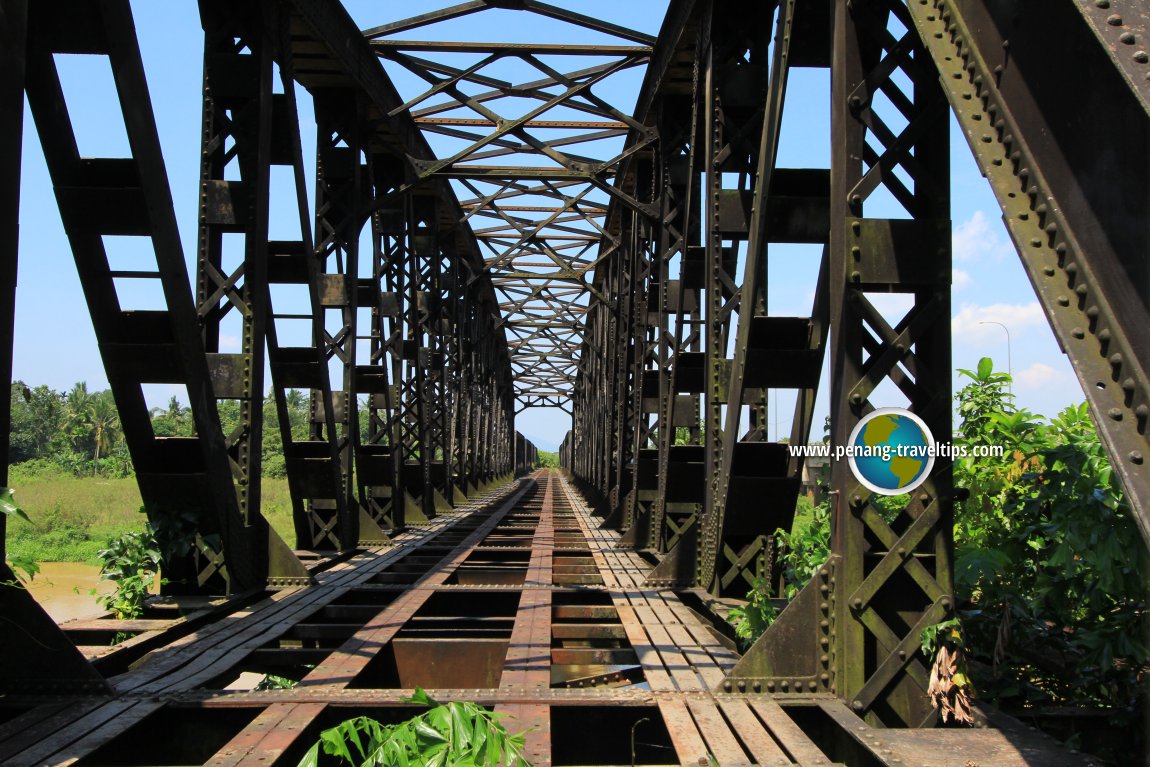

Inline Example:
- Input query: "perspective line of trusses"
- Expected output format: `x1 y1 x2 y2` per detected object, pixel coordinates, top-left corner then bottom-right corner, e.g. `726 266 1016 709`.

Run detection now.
363 0 660 412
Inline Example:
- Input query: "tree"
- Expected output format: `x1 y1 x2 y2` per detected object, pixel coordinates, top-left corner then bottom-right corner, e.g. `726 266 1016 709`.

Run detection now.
9 382 66 462
150 395 192 437
88 393 122 475
952 358 1147 741
64 381 95 455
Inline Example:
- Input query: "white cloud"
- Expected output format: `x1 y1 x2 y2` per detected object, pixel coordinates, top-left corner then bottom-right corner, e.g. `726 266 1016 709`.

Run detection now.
952 269 972 291
951 301 1046 345
866 293 914 322
220 334 241 351
953 210 1010 263
1014 362 1068 391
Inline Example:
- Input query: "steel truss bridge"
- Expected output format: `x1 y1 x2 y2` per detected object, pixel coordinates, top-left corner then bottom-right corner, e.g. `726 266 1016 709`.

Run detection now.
0 0 1147 765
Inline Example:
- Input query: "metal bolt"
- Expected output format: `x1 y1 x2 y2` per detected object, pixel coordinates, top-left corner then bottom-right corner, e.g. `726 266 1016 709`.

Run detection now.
1108 408 1123 421
1095 0 1110 7
1120 32 1136 44
1043 266 1055 276
1072 328 1085 339
1107 13 1123 25
853 598 863 610
1135 51 1149 63
1131 452 1144 465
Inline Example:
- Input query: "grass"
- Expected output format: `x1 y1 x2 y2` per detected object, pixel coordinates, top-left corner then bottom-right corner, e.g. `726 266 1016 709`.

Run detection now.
5 467 295 564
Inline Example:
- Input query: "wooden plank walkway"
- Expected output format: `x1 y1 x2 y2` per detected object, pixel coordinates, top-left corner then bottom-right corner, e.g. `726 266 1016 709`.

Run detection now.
0 471 1092 767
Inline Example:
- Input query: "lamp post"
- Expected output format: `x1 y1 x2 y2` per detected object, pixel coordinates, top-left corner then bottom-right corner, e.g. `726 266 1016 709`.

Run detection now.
979 320 1012 393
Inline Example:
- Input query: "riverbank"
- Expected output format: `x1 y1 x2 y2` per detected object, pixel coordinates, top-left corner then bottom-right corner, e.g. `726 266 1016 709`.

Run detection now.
4 472 296 564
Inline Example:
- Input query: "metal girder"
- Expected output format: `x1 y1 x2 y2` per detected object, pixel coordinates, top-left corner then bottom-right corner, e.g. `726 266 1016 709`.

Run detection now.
0 0 110 695
572 0 957 728
2 0 1150 747
905 0 1150 545
366 1 657 411
22 0 279 595
196 1 322 576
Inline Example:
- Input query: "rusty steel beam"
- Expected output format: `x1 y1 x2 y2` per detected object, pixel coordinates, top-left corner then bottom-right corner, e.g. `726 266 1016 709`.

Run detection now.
1 0 1149 759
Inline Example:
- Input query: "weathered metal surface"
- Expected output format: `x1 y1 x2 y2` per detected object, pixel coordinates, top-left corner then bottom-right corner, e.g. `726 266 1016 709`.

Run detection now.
0 473 1092 766
1 0 1147 760
905 0 1150 545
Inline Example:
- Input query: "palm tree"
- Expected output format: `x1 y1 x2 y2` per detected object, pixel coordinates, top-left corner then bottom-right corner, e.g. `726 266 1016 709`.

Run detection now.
65 382 94 452
88 395 121 476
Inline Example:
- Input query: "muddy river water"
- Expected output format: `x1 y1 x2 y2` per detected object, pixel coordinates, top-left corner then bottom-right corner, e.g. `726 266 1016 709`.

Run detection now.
22 562 114 623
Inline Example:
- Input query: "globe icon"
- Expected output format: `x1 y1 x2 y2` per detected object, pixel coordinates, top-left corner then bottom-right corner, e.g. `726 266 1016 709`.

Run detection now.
848 408 935 495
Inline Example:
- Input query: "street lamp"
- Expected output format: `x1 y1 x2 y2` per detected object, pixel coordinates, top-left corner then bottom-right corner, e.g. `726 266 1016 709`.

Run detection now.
979 320 1012 393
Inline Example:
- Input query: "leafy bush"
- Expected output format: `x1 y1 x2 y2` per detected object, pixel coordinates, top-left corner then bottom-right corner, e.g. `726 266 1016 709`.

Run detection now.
727 577 778 649
96 527 161 621
952 359 1148 732
776 500 831 600
299 688 530 767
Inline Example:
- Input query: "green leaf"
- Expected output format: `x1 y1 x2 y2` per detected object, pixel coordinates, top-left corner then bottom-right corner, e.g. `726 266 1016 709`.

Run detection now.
0 488 30 523
297 743 320 767
977 357 994 380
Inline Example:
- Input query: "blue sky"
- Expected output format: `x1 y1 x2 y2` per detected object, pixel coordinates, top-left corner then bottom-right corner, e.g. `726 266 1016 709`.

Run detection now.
12 1 1084 453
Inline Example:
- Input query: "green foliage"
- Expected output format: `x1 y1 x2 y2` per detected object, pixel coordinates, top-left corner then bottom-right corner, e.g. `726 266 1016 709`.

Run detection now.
1 488 38 586
9 380 316 481
776 499 831 600
96 527 161 622
0 475 294 565
921 616 964 658
952 358 1148 727
298 688 531 767
9 382 68 463
0 487 30 524
727 577 778 649
535 451 559 468
256 674 299 691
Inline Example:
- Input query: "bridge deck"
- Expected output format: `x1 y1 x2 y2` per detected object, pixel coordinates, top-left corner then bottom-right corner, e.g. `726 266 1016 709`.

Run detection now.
0 472 1085 767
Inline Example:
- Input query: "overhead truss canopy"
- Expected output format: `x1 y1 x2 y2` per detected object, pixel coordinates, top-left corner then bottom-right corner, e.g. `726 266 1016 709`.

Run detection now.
0 0 1147 754
365 0 661 412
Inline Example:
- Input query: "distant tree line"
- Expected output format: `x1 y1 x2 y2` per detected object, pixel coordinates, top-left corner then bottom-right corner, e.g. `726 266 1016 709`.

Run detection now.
8 381 334 478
